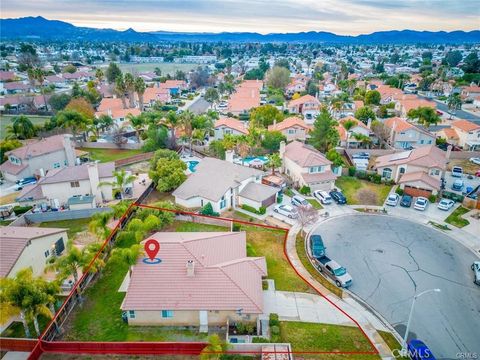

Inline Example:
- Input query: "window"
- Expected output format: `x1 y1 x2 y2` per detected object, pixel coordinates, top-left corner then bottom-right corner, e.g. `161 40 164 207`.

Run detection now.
220 195 226 209
420 140 424 144
161 310 174 318
382 168 392 179
399 168 406 174
70 181 80 188
309 166 325 174
53 162 61 168
128 310 135 319
288 129 295 134
44 250 50 258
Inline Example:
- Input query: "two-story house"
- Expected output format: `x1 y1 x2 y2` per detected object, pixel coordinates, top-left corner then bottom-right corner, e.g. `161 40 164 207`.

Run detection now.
267 117 310 142
375 145 447 197
213 117 248 140
173 157 276 214
384 117 435 149
450 119 480 150
280 141 337 191
287 95 320 124
0 134 77 182
338 116 372 148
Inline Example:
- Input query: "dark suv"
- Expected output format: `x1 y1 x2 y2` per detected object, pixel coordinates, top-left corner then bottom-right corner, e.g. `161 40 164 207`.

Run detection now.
329 190 347 204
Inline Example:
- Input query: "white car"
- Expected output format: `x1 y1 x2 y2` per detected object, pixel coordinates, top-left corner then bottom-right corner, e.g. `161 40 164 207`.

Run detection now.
385 193 400 206
414 197 429 211
313 190 332 204
273 204 298 218
291 195 311 208
469 157 480 165
437 198 455 211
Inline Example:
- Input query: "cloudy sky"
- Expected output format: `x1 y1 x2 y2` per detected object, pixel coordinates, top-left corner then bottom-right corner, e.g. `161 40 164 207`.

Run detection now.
1 0 479 34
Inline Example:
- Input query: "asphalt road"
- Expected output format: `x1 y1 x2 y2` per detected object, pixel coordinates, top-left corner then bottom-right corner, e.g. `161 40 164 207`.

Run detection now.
421 96 480 124
312 215 480 359
187 97 211 114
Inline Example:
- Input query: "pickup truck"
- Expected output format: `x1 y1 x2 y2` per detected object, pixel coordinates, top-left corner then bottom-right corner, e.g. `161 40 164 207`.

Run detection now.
315 256 353 288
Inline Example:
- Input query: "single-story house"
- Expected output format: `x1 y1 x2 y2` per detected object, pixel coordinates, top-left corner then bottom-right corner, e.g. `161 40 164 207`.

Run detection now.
375 145 447 197
121 231 267 331
0 226 67 278
173 157 275 213
280 141 337 191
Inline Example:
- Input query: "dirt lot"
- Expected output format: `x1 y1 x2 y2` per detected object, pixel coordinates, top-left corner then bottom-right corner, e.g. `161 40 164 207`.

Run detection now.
447 158 480 175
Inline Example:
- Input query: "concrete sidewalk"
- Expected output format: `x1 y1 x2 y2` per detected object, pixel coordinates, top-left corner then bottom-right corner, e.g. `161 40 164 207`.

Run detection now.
285 223 394 359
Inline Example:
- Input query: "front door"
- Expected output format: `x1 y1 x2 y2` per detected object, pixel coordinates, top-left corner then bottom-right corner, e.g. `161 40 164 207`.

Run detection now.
199 310 208 333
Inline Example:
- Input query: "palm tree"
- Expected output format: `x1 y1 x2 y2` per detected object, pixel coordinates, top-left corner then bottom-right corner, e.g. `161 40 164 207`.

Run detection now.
352 133 372 149
179 110 195 153
89 211 114 240
124 73 136 108
25 287 53 337
134 77 146 111
160 111 179 149
39 280 60 329
97 114 114 132
46 242 92 285
447 93 462 119
56 109 90 140
95 68 104 84
100 169 136 200
127 113 145 140
266 153 282 175
33 68 48 112
112 244 141 276
341 119 356 149
114 74 127 109
10 115 36 139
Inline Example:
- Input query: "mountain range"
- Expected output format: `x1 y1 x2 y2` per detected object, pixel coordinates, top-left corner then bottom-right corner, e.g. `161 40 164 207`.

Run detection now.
1 16 480 44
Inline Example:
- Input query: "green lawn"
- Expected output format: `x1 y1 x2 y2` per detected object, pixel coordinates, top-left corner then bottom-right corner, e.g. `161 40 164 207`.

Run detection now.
38 218 91 239
378 330 408 359
335 177 392 206
295 234 343 297
79 148 143 163
0 114 51 140
280 321 377 356
115 62 200 75
307 198 323 209
445 206 471 228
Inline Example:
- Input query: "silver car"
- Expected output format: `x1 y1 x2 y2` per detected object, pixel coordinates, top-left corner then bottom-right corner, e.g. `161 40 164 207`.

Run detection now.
273 204 298 219
472 262 480 286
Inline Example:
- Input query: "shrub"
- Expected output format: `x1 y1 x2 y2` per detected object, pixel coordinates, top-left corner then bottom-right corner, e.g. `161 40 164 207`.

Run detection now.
252 337 271 343
356 170 368 180
270 325 280 336
269 313 280 327
200 202 219 217
258 206 267 215
13 205 33 215
160 105 178 111
241 204 260 214
348 166 356 176
232 223 241 232
299 185 311 195
428 194 437 203
395 187 404 196
371 174 382 184
89 135 97 142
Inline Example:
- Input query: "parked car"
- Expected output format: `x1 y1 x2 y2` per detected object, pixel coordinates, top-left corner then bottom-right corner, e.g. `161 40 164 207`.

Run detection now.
309 234 326 258
451 166 463 178
352 152 370 159
476 170 480 177
400 194 413 207
273 204 298 218
437 198 455 211
291 195 311 208
313 190 332 205
469 157 480 165
385 193 400 206
14 177 37 190
451 179 464 191
414 197 429 211
472 261 480 286
329 190 347 204
315 256 352 288
407 339 436 360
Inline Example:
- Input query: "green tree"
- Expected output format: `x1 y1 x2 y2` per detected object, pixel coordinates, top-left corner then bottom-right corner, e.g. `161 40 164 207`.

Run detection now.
354 106 376 124
204 88 220 104
95 68 104 84
149 156 187 192
250 105 284 128
112 244 141 276
309 109 339 153
0 139 22 163
48 93 72 113
364 90 381 105
261 131 286 152
142 125 168 152
56 109 91 139
266 66 290 90
447 93 462 118
100 169 136 200
105 62 122 84
127 114 146 140
443 50 463 68
134 76 146 111
9 115 36 139
266 152 282 175
462 52 480 74
200 334 229 360
88 211 114 240
407 106 440 128
114 74 127 109
326 148 344 168
124 73 136 108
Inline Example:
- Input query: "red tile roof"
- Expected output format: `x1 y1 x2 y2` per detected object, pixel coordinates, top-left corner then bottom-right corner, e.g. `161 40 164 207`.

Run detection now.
284 140 331 167
452 119 480 132
268 117 310 132
214 117 248 134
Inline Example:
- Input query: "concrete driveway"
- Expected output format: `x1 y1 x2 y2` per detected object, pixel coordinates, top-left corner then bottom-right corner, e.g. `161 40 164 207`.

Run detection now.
312 215 480 359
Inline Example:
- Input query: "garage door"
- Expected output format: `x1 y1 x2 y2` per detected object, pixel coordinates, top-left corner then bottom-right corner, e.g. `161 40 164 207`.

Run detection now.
261 194 276 207
404 185 432 198
309 181 333 192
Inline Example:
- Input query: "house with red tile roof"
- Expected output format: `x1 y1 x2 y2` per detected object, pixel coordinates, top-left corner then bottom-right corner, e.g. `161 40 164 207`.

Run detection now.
280 140 337 191
285 74 308 96
394 96 436 118
214 117 248 140
268 116 310 142
461 85 480 101
121 231 267 330
450 119 480 150
3 81 31 94
287 94 320 124
0 226 67 278
384 117 435 149
159 80 188 95
376 85 403 104
0 134 77 182
435 127 460 145
0 71 16 82
338 116 372 148
141 86 171 108
227 80 263 115
374 145 447 197
95 97 141 126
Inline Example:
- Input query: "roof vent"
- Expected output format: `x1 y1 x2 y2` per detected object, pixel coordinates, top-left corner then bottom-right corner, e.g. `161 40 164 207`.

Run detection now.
186 260 195 277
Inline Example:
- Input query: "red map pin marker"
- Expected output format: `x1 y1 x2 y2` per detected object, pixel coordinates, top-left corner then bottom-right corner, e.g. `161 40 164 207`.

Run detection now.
145 239 160 260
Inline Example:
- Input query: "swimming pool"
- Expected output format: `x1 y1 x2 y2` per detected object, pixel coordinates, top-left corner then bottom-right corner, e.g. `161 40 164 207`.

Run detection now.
188 160 199 172
242 156 268 165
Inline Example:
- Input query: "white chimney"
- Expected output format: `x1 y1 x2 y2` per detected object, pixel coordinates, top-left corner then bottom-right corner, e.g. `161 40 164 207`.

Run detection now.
446 145 452 160
367 117 372 129
87 162 101 202
389 120 396 144
186 260 195 277
225 150 235 163
279 141 286 160
63 134 76 167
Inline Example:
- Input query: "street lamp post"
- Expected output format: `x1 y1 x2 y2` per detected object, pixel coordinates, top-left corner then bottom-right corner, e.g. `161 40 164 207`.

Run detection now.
401 288 441 356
